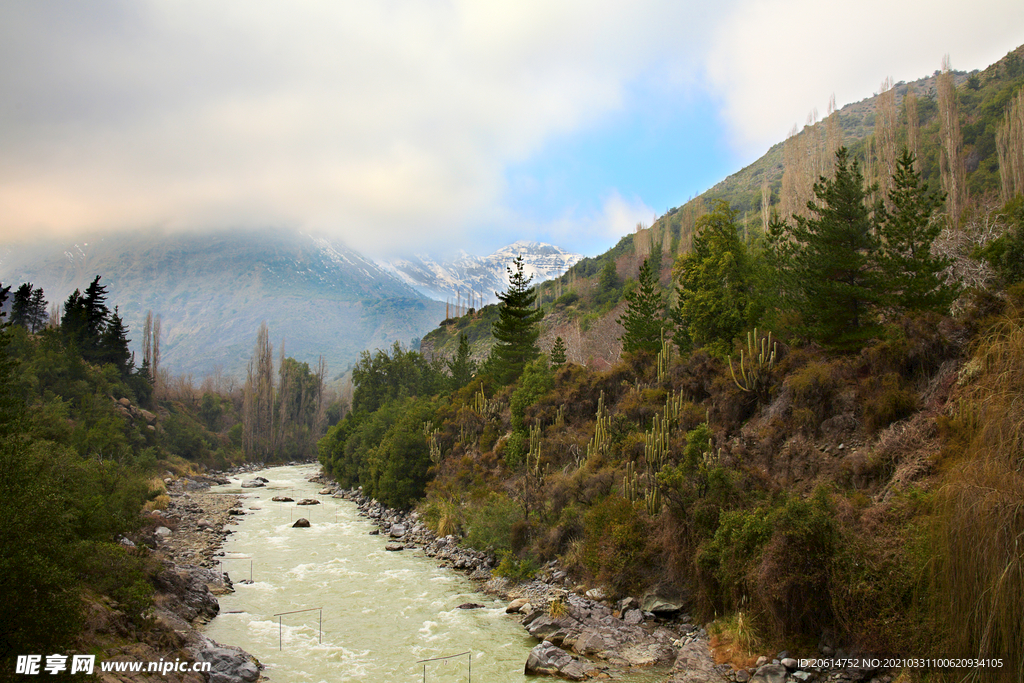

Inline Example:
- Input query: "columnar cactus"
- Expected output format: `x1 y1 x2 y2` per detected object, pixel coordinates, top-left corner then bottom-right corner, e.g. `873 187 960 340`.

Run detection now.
729 328 777 404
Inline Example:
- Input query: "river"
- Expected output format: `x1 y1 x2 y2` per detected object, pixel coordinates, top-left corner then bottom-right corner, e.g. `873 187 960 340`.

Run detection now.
203 464 667 682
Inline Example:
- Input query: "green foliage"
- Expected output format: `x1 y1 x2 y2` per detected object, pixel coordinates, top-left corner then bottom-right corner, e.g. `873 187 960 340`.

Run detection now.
674 200 756 356
581 494 655 595
446 332 477 391
786 148 883 348
979 196 1024 285
596 260 622 307
697 490 837 640
617 258 666 355
463 493 521 553
550 336 567 366
352 341 443 414
877 150 957 315
493 551 540 582
489 255 544 385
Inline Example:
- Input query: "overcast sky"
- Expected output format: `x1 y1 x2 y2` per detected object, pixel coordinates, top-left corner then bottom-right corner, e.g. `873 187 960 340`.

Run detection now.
1 2 1022 259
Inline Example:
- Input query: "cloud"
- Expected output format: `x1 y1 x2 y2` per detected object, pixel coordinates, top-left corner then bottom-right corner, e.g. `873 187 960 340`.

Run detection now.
0 0 711 255
705 0 1024 157
1 1 1021 257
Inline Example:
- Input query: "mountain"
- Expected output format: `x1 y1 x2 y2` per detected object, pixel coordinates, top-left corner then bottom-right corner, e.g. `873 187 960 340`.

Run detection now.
378 240 583 308
0 229 446 380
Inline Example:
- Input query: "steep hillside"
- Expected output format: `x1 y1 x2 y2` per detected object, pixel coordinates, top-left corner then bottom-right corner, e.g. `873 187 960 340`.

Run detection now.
0 228 446 379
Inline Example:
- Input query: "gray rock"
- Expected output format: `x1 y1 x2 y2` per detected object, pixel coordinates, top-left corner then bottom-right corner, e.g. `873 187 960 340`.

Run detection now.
292 518 310 528
666 640 717 683
155 526 172 537
751 663 787 683
296 498 320 505
240 480 264 488
385 542 404 551
525 641 597 681
390 523 407 538
623 608 643 625
641 592 683 614
506 598 530 613
736 670 751 682
585 587 607 601
781 657 798 669
792 672 813 682
271 496 294 502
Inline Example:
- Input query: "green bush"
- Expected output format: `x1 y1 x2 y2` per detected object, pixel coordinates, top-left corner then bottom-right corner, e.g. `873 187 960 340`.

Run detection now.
463 494 521 554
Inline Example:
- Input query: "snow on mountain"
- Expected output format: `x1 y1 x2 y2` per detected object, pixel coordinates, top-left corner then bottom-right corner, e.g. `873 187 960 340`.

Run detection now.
378 240 583 306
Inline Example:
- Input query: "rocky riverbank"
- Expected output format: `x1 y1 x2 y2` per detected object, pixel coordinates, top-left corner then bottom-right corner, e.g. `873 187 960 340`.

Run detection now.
315 473 898 683
88 471 264 683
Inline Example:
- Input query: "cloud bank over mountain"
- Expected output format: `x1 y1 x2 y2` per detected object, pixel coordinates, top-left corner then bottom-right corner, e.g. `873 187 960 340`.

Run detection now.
2 1 1020 257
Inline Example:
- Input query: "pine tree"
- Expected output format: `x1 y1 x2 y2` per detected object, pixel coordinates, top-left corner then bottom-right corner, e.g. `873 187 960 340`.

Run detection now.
878 149 956 315
9 283 33 330
787 147 882 348
28 287 47 333
618 258 665 355
550 336 567 366
489 255 543 385
99 306 133 374
673 200 753 356
446 332 476 390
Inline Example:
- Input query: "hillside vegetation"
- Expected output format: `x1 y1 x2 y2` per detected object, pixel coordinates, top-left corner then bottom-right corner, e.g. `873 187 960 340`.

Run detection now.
321 45 1024 681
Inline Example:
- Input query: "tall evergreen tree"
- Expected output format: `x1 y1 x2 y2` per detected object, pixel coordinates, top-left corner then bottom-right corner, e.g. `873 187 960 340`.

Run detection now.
28 287 47 333
618 258 665 355
446 332 476 391
877 149 956 315
99 306 132 374
550 336 567 366
673 200 754 356
10 283 33 330
787 147 882 349
489 255 543 385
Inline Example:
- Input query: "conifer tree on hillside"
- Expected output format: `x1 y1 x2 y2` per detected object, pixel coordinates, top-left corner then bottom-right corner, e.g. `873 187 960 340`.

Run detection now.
489 255 543 385
787 147 883 348
618 258 665 355
446 332 476 391
673 200 754 356
877 149 956 315
550 336 567 366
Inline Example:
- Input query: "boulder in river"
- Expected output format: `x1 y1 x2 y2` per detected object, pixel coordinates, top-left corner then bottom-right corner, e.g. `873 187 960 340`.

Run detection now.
385 542 404 551
457 603 484 610
240 480 264 488
525 641 598 680
292 518 310 528
271 496 294 502
296 498 320 506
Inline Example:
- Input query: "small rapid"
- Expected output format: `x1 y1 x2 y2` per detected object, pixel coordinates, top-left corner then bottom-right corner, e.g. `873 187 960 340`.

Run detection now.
203 465 543 682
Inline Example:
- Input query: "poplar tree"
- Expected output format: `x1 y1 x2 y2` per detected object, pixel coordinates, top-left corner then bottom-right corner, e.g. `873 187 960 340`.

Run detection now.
489 255 543 385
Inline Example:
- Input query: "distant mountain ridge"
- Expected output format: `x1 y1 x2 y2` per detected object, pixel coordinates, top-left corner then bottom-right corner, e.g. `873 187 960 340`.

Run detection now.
378 240 583 307
0 229 446 380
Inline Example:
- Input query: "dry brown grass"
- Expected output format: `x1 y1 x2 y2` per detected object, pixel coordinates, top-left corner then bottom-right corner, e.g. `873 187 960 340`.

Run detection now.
933 305 1024 681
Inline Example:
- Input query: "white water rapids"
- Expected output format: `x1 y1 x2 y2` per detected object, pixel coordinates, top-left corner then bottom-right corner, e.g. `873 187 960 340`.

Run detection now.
203 464 667 682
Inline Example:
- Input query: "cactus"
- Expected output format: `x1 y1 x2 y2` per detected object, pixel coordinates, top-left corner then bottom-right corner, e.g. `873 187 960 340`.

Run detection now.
527 423 543 478
656 328 672 383
423 422 442 464
729 328 777 404
586 390 611 464
663 390 684 428
473 386 506 417
554 404 566 428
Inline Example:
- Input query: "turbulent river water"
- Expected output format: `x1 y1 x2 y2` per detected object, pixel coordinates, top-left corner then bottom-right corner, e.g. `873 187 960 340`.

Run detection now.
204 465 666 683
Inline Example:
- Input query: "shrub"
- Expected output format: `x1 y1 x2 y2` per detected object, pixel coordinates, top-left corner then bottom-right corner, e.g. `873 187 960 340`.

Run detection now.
463 494 521 554
493 551 540 582
861 373 918 434
581 495 657 596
